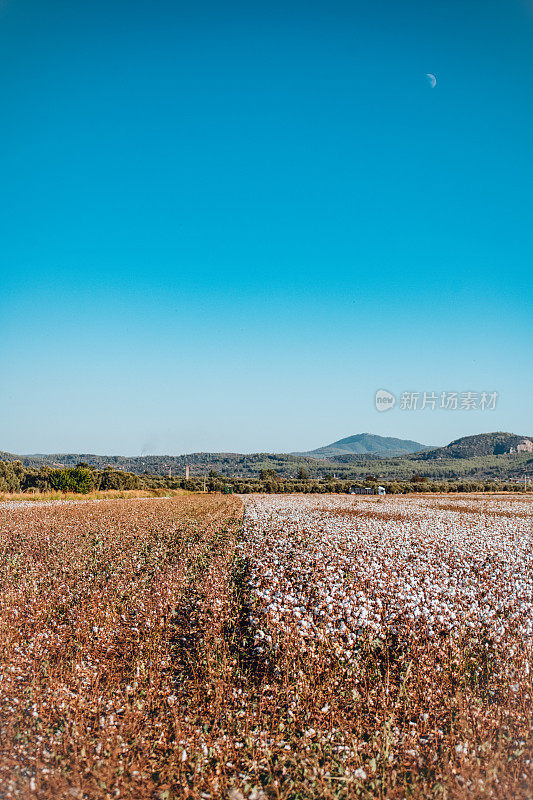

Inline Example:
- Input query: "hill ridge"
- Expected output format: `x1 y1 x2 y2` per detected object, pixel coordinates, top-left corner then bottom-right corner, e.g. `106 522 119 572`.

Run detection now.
294 432 429 459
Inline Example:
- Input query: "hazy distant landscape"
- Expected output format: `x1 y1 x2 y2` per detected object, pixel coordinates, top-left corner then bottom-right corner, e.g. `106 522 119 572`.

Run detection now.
2 431 532 484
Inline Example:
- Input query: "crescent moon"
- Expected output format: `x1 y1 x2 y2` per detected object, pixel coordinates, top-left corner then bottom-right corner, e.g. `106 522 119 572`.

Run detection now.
426 73 437 88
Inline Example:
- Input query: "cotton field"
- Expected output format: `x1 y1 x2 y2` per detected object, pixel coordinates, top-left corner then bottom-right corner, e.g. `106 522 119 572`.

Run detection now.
0 493 532 800
242 494 533 649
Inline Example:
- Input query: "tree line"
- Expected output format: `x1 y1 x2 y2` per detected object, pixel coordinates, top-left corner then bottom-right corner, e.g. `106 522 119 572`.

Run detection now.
0 461 143 494
0 460 529 496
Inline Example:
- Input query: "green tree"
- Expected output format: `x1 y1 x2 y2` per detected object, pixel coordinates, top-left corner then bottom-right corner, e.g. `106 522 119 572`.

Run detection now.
0 461 21 492
70 466 94 493
260 468 278 481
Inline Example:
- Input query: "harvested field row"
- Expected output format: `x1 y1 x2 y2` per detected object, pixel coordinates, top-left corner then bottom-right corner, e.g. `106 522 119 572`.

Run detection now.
0 496 243 799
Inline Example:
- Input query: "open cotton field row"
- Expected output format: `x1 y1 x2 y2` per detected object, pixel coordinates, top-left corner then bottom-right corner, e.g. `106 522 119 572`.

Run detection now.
239 494 533 799
0 494 532 799
243 494 533 644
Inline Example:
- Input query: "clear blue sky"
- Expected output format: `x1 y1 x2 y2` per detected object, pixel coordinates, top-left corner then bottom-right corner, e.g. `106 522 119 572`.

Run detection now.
1 0 532 455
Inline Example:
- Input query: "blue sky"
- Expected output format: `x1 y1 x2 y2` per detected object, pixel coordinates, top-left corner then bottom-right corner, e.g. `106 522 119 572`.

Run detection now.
0 0 532 454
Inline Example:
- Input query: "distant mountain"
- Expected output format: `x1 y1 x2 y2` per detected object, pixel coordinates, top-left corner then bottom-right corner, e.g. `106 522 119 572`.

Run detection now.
294 433 429 459
420 432 533 460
